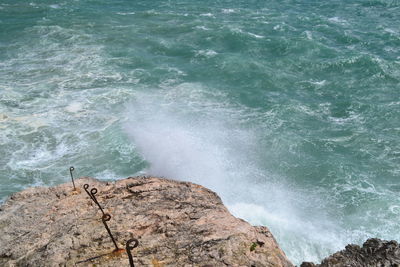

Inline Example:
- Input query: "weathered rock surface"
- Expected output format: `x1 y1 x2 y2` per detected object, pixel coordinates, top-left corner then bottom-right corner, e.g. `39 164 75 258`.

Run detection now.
0 176 293 267
301 238 400 267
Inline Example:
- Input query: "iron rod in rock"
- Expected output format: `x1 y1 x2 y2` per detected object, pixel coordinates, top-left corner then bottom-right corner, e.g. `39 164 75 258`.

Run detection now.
83 184 105 215
69 166 76 190
126 238 139 267
102 213 119 251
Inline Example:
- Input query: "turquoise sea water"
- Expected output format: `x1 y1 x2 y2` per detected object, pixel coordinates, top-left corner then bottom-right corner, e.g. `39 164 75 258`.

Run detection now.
1 0 399 264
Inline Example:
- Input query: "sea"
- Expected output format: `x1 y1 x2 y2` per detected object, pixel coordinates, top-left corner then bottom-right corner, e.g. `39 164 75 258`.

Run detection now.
0 0 399 264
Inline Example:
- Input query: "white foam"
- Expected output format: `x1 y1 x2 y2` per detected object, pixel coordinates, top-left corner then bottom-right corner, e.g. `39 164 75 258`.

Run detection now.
195 49 218 58
116 12 136 15
200 13 214 17
228 202 346 262
305 30 313 40
124 84 258 189
384 28 397 34
65 101 83 113
195 26 209 31
122 83 350 264
328 17 348 25
247 32 265 39
221 9 236 14
95 169 120 181
389 205 400 214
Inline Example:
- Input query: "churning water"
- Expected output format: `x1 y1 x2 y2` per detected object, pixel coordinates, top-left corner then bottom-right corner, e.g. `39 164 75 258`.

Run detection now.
1 0 399 264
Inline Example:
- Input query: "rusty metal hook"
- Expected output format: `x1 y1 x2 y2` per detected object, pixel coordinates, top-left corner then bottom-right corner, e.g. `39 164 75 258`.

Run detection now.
90 188 98 196
90 188 105 214
70 166 76 190
83 184 105 215
126 238 139 267
102 213 119 251
83 184 93 201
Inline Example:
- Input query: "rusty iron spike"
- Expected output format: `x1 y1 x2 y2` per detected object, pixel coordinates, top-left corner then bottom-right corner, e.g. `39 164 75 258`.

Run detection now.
126 238 139 267
102 213 119 251
69 166 76 190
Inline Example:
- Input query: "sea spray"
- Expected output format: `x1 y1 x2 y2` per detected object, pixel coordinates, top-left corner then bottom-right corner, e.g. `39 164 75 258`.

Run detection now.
123 85 350 263
1 0 399 264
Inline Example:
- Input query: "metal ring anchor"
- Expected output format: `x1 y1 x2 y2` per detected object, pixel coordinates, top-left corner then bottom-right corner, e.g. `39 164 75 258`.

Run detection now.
126 238 139 267
70 166 76 190
83 184 105 215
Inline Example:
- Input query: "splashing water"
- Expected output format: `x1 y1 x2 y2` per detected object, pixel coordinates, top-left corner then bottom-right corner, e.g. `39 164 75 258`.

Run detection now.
1 0 400 264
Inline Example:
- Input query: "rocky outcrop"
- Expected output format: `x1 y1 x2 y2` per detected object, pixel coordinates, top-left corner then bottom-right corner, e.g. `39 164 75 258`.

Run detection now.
301 238 400 267
0 176 293 267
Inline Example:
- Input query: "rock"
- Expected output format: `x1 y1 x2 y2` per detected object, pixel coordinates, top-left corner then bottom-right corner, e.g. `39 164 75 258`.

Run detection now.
0 176 293 267
301 238 400 267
